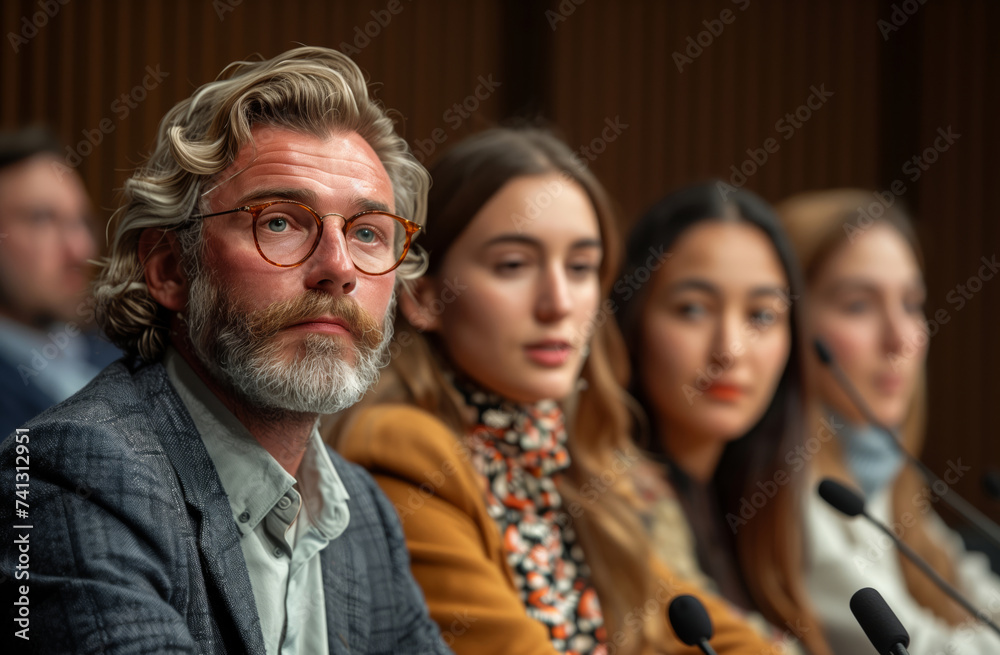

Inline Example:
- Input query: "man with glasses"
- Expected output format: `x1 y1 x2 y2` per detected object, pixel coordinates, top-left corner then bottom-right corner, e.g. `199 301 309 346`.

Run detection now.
0 48 451 654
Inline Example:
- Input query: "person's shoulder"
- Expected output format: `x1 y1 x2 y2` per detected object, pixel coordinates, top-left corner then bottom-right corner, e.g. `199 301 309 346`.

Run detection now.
335 403 484 514
338 403 468 472
2 358 174 460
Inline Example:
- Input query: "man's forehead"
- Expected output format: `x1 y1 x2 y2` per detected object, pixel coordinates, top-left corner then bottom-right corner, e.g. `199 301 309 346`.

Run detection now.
210 126 394 209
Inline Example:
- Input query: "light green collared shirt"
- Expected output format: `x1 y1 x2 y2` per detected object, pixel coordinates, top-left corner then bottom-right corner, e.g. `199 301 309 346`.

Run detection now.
165 349 350 655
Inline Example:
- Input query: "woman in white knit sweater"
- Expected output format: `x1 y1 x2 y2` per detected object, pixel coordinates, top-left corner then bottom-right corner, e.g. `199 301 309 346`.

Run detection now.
777 190 1000 654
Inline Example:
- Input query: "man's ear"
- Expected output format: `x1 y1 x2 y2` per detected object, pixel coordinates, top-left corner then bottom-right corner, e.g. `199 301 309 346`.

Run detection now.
138 228 188 313
399 277 443 332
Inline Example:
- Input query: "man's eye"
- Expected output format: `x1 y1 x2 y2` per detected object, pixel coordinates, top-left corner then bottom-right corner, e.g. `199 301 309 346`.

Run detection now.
355 227 376 243
266 218 288 233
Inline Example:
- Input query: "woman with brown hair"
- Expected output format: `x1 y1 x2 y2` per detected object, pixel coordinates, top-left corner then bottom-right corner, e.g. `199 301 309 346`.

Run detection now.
330 127 782 655
616 183 829 655
777 189 1000 654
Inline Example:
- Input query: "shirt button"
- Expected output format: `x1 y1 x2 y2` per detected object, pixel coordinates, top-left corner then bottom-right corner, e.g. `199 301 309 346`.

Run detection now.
273 547 284 558
238 511 250 523
277 496 292 510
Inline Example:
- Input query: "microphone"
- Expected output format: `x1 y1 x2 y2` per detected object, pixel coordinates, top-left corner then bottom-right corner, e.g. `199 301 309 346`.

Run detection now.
668 595 718 655
850 587 910 655
817 478 864 517
812 338 1000 552
819 478 1000 638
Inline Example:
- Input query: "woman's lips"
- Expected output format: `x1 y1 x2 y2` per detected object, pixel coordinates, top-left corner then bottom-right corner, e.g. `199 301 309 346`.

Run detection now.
704 382 746 402
524 341 572 367
874 373 905 394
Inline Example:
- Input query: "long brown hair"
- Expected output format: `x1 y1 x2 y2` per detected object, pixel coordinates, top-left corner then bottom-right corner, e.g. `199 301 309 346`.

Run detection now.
331 127 665 653
617 183 831 655
776 189 971 626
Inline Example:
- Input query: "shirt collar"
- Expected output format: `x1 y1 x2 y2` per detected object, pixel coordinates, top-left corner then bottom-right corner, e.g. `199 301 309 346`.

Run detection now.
163 348 350 541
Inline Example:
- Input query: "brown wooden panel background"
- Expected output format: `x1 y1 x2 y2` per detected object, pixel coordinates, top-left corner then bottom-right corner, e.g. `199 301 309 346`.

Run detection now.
2 0 997 522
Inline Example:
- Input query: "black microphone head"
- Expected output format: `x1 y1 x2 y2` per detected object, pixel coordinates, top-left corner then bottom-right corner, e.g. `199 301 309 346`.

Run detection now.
850 587 910 653
818 478 866 517
983 469 1000 500
668 594 714 646
813 338 834 366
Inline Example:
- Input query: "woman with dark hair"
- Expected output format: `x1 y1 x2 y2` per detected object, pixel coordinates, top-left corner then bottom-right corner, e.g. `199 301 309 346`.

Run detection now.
330 131 782 654
617 183 830 655
776 190 1000 654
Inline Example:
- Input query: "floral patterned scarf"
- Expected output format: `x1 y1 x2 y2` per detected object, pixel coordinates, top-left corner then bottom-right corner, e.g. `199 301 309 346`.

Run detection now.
455 377 608 655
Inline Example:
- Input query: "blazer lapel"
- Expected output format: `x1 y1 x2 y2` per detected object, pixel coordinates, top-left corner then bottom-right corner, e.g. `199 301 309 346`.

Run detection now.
148 364 267 655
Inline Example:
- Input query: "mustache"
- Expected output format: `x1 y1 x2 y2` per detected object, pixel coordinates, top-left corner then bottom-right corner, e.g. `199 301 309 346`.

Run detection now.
222 289 385 351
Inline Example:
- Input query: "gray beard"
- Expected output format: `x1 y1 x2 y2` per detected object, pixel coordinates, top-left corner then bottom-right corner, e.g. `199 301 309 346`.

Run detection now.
185 272 394 417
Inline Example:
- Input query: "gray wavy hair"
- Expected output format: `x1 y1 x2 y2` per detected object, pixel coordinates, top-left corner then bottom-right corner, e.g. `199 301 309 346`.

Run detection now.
94 46 430 362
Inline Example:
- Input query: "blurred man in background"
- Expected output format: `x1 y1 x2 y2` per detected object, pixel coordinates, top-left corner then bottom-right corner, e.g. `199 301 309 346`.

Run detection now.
0 127 119 436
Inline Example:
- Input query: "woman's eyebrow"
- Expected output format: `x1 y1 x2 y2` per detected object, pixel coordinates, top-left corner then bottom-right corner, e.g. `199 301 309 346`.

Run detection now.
482 235 602 249
668 278 720 296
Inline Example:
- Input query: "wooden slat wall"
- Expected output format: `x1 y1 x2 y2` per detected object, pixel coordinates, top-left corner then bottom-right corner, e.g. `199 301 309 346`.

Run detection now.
548 0 883 222
915 0 1000 521
547 0 999 522
1 0 996 520
0 0 503 230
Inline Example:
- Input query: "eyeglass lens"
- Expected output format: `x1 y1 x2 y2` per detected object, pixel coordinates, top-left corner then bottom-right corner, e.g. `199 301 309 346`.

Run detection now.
251 203 405 271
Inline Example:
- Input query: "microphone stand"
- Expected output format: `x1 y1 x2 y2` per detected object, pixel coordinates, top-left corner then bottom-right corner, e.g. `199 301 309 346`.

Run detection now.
860 506 1000 638
817 339 1000 553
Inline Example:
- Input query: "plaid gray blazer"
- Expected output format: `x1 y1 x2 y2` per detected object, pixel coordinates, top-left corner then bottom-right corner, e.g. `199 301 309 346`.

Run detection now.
0 359 453 655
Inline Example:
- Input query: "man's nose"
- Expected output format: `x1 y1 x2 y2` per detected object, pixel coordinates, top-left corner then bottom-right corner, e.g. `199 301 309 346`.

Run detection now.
304 214 357 294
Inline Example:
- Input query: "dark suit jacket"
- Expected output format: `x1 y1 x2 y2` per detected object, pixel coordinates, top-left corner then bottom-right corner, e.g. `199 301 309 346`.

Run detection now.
0 358 452 654
0 328 122 438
